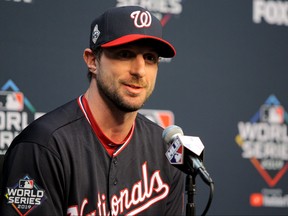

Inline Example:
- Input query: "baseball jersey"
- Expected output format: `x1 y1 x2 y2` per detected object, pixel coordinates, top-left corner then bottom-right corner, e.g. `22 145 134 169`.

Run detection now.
0 95 185 216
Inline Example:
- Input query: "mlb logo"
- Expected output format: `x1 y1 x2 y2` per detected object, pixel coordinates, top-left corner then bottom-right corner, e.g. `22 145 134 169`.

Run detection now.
166 141 184 165
0 91 24 111
171 151 183 163
260 105 284 124
19 179 34 189
139 109 174 128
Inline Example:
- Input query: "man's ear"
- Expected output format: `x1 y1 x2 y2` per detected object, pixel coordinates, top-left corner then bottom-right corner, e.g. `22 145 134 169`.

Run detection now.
83 48 97 74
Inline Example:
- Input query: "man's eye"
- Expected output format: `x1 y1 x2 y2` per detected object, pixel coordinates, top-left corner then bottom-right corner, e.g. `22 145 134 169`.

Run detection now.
144 53 159 64
117 50 133 59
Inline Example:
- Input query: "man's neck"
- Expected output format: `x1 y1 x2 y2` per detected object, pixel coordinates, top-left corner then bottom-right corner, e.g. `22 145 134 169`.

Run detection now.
84 85 137 143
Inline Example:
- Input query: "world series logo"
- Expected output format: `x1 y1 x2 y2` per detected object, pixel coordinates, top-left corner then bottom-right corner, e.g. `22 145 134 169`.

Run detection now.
0 80 44 155
235 94 288 207
5 175 47 216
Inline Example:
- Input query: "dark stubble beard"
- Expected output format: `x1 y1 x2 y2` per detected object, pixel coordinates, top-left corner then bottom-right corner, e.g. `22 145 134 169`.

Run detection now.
96 73 150 113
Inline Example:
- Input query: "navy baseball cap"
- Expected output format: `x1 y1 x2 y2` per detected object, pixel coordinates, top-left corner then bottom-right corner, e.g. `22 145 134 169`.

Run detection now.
89 6 176 57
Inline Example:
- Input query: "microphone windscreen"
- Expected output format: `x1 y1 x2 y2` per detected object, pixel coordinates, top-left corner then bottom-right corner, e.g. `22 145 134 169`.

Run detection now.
162 125 184 144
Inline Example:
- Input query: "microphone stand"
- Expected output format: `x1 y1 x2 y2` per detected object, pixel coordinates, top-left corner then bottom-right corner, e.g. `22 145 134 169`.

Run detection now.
185 156 214 216
185 174 196 216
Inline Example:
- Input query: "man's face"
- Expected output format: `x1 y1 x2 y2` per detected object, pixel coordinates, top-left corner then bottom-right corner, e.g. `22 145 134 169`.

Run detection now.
95 43 159 112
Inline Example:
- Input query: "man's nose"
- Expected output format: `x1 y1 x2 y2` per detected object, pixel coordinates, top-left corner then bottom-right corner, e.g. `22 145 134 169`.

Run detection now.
130 54 146 77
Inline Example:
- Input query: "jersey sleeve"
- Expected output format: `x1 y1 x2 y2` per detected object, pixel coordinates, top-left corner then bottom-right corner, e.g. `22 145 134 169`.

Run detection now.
0 141 65 216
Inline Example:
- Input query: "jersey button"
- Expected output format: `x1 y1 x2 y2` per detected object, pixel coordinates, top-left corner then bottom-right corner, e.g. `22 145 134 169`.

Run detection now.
113 178 118 185
113 157 118 166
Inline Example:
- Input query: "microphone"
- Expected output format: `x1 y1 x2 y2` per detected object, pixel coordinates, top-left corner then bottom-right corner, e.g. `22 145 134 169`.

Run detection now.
163 125 213 184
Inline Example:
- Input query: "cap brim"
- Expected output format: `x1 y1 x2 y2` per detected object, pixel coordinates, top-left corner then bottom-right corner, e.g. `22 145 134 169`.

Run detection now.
101 34 176 58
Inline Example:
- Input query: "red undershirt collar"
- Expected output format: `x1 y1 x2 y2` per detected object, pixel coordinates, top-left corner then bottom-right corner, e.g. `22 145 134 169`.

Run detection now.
78 95 135 156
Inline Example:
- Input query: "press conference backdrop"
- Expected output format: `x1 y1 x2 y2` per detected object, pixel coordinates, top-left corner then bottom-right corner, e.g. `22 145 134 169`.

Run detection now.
1 0 288 215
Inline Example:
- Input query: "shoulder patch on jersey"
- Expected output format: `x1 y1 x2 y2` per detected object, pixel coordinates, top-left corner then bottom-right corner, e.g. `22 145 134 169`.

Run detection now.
4 174 47 216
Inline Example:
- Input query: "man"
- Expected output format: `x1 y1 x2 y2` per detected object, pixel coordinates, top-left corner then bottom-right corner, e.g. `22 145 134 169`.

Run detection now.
0 6 184 215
